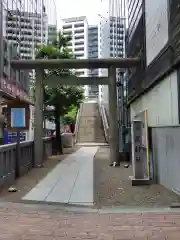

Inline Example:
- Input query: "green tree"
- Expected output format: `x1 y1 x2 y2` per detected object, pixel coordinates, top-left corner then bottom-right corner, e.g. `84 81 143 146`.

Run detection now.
36 31 84 154
64 105 78 122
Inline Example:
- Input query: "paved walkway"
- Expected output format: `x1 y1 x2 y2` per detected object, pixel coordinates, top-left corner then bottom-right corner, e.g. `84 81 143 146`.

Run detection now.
76 142 108 146
22 147 98 206
0 202 180 239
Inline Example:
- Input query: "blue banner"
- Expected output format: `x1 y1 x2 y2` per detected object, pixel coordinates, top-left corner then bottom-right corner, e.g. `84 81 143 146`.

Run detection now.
8 132 26 143
4 128 8 144
11 108 25 128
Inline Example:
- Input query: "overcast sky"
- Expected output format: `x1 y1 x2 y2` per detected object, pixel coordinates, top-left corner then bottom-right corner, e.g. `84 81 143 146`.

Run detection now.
54 0 108 27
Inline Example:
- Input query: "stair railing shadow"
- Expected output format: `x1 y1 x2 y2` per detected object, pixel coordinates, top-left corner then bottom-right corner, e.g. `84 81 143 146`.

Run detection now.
95 104 106 143
98 101 109 143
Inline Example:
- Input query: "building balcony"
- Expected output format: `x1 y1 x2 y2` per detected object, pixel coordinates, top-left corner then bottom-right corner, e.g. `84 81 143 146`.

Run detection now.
74 41 84 46
74 53 84 58
74 23 84 28
74 29 84 36
74 46 84 52
74 31 84 37
63 30 72 36
63 24 72 30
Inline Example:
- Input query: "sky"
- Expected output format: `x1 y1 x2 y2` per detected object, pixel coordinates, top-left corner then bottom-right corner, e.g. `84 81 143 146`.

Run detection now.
55 0 109 28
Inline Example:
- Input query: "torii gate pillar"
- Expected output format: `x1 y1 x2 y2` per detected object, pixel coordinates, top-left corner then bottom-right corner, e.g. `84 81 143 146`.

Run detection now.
108 66 119 166
34 69 44 167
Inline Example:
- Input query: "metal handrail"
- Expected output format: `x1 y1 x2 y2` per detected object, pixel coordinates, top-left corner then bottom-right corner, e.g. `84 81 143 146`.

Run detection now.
74 103 83 143
98 100 109 142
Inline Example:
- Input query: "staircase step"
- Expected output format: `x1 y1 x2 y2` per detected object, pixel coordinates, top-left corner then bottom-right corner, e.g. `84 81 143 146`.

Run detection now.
77 102 106 144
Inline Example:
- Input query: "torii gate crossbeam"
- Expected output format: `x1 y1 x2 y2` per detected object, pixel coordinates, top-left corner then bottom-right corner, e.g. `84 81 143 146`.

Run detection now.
11 58 140 167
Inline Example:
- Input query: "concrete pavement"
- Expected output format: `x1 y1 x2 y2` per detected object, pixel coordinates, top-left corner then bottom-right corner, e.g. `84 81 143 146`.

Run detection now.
22 147 98 206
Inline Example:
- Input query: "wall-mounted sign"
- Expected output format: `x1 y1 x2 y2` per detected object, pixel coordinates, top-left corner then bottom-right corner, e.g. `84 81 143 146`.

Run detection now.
4 99 30 131
8 132 27 143
11 108 26 128
0 78 29 101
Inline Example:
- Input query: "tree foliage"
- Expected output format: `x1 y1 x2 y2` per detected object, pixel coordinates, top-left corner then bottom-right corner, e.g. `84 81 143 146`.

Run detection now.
43 85 83 122
65 105 78 121
36 31 84 154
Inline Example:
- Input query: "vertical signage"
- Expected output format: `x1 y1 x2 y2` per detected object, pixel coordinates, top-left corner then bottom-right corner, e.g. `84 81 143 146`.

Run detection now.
132 109 150 180
133 120 145 179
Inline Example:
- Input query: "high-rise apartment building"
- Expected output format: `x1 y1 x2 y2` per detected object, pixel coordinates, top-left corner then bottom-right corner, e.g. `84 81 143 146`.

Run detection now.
3 8 48 106
48 24 57 43
98 14 126 111
61 16 89 97
5 10 48 60
0 0 48 100
88 25 99 98
0 0 56 141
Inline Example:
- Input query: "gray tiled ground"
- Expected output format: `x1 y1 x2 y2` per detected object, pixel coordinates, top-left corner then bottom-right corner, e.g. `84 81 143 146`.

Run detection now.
76 142 108 146
22 147 98 205
70 157 94 205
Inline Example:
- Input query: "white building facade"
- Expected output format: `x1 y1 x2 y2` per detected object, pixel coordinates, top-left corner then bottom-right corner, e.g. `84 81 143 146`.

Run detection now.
88 25 99 98
61 16 89 97
5 10 48 60
98 14 125 112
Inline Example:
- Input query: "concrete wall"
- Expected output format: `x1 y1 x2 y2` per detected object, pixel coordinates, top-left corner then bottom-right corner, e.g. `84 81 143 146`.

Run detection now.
130 71 179 126
152 126 180 193
145 0 169 66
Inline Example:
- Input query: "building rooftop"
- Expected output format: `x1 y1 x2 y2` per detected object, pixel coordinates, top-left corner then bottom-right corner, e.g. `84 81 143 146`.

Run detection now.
62 16 88 23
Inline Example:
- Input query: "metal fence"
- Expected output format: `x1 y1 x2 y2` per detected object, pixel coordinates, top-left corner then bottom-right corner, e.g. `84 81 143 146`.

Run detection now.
0 137 52 188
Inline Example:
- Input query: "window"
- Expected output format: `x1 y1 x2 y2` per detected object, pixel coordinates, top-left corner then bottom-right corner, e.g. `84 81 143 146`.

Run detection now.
75 71 84 76
63 30 72 36
74 29 84 34
74 23 84 28
75 53 84 57
74 47 84 52
74 41 84 46
63 24 72 30
74 35 84 40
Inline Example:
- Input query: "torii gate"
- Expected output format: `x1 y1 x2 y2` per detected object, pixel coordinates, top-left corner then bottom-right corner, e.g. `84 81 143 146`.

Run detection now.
11 58 139 167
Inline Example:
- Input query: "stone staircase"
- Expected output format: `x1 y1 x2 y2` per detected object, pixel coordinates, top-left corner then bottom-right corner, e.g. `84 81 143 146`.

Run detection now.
77 102 106 143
